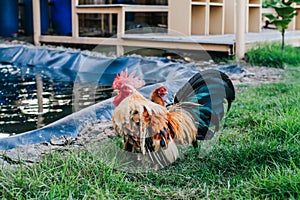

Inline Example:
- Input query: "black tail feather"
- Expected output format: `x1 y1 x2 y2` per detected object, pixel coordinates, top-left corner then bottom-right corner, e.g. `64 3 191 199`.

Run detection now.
174 69 235 140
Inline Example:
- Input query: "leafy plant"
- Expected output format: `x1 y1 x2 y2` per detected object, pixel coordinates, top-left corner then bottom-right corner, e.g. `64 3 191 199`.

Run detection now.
245 43 300 68
262 0 281 8
263 0 300 50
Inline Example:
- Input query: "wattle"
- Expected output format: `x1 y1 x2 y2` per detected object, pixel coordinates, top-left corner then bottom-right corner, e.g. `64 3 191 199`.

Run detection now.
113 94 123 106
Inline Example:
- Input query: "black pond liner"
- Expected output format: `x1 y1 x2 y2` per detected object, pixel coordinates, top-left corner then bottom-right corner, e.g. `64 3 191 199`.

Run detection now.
0 46 242 150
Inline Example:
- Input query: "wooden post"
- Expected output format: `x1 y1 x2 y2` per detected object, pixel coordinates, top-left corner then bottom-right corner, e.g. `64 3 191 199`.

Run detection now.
109 0 113 34
36 73 44 128
36 74 43 114
32 0 41 46
236 0 246 60
116 7 125 56
72 0 79 38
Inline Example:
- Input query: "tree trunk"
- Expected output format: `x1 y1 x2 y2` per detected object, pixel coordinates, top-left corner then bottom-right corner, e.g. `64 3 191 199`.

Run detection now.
281 29 285 50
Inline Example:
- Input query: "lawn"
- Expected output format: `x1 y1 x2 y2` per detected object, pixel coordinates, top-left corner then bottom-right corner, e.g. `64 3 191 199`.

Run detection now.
0 66 299 199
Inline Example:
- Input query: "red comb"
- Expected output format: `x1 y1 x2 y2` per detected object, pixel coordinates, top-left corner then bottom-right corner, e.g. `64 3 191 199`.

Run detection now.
112 68 145 89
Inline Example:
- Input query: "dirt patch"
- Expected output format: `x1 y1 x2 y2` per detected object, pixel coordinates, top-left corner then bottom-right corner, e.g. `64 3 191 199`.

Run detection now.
0 121 116 170
228 66 284 86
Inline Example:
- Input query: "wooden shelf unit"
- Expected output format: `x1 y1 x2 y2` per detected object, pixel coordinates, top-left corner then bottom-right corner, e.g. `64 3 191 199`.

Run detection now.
224 0 262 34
192 0 225 35
246 0 262 32
170 0 262 36
169 0 225 36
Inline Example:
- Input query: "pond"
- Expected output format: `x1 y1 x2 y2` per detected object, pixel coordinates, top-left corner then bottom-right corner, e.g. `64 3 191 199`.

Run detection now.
0 63 112 134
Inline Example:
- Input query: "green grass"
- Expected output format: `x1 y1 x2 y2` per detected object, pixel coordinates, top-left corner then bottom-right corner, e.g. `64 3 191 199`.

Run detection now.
1 67 299 199
245 43 300 68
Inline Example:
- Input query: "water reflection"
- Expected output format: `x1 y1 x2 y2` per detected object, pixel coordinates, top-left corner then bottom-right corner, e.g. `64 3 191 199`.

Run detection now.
0 64 112 134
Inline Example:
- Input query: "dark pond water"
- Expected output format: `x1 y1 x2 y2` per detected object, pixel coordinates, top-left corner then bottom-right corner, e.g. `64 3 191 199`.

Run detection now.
0 63 112 135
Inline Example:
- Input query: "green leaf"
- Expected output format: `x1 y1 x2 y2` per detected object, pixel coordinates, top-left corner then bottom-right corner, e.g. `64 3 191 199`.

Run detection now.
291 0 300 3
273 19 292 31
275 6 297 18
273 21 284 32
263 13 277 23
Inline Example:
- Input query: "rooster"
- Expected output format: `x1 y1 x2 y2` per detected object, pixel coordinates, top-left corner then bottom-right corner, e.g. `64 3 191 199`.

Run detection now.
111 69 235 166
150 86 168 107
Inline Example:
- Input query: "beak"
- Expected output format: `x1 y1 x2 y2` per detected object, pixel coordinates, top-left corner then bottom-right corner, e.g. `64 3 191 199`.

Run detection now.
159 91 168 95
112 89 119 97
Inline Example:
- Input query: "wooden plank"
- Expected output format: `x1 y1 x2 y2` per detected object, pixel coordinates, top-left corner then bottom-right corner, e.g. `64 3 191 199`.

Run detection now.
122 34 234 45
32 0 41 46
38 35 232 52
123 5 168 12
76 4 167 11
247 4 261 7
77 4 167 9
122 40 231 52
39 35 121 45
75 5 168 14
209 3 224 6
76 7 121 14
191 2 207 6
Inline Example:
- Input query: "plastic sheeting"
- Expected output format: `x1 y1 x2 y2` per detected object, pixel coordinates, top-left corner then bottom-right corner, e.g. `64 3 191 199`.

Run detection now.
0 46 241 150
0 46 200 150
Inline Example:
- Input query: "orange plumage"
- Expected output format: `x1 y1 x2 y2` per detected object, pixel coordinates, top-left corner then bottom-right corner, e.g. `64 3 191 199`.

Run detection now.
111 69 235 167
150 86 167 107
